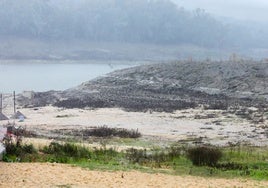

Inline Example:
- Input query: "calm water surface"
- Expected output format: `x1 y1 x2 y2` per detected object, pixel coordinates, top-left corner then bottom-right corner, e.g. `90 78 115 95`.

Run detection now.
0 63 132 93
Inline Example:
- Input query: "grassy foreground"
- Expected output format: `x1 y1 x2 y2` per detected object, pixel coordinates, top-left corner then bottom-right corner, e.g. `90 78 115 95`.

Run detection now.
3 140 268 181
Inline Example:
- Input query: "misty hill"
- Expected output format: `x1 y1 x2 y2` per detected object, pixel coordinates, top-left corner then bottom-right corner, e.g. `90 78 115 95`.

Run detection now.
18 60 268 111
0 0 267 56
0 38 232 61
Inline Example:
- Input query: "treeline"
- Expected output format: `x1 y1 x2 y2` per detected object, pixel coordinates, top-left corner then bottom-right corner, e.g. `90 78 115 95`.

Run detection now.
0 0 266 48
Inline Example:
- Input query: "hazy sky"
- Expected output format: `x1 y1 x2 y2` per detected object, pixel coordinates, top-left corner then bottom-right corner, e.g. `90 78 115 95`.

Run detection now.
172 0 268 22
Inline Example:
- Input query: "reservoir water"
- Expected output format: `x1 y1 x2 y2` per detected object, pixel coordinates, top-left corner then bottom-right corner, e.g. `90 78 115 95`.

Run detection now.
0 62 133 93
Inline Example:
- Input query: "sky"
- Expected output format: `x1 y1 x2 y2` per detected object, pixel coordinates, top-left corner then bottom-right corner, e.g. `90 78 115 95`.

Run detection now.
172 0 268 22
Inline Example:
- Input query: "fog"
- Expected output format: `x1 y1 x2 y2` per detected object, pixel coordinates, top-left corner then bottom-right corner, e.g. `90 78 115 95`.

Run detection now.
172 0 268 22
0 0 267 61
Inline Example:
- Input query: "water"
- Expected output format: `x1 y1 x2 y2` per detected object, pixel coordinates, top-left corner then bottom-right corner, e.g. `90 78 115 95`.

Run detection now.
0 62 133 93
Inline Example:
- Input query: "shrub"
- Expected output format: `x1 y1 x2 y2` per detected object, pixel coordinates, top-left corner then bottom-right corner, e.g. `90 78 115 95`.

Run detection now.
167 145 183 159
215 162 247 171
42 142 91 159
3 141 37 162
187 146 222 167
4 142 36 156
126 148 150 164
21 144 36 154
79 126 141 138
5 142 19 155
126 147 181 167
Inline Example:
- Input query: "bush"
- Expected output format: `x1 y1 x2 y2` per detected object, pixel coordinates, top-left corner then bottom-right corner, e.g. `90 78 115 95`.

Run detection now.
126 147 182 167
4 142 36 156
3 141 37 162
187 146 222 167
215 162 247 171
167 145 182 159
22 144 36 154
79 126 141 138
42 142 91 159
126 148 149 164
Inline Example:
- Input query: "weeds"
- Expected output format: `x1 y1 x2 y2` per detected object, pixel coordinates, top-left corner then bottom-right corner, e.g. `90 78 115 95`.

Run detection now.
3 142 36 162
42 142 91 159
72 126 141 138
126 146 182 167
2 141 268 180
187 146 222 167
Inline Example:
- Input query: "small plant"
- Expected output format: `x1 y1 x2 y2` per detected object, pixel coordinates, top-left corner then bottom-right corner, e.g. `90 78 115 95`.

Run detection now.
167 145 183 159
126 147 183 167
56 114 71 118
215 162 247 171
21 144 36 154
187 146 222 167
78 126 141 138
126 148 149 164
42 142 91 159
3 141 37 162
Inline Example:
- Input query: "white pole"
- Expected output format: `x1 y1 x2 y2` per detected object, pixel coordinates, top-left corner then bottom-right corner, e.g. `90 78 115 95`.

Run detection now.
0 93 2 113
13 91 16 115
13 91 16 125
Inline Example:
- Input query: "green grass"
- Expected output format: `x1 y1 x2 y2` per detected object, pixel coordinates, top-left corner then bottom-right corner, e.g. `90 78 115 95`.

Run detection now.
107 137 161 148
3 141 268 181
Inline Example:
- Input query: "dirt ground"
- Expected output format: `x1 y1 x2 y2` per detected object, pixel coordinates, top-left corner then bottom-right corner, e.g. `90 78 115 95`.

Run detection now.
2 106 268 146
1 162 267 188
1 106 268 187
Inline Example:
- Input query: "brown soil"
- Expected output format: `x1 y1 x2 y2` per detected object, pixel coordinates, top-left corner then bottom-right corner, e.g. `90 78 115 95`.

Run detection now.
1 162 267 188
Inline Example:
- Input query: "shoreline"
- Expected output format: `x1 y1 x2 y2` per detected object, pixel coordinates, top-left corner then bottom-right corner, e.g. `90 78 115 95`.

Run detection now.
2 106 267 147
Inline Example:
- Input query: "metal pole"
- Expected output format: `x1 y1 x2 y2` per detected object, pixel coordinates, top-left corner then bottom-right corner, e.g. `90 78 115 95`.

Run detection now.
0 93 2 113
13 91 16 116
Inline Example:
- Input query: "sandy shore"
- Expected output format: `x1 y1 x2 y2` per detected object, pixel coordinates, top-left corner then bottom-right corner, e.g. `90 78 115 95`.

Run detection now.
0 162 267 188
2 106 268 146
1 105 268 187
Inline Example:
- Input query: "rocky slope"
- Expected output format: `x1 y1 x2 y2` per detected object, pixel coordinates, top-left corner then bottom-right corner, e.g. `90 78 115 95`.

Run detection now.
18 60 268 112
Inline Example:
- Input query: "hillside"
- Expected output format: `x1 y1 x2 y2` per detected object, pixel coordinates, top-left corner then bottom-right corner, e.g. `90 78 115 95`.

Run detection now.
0 0 232 47
0 0 267 52
1 0 268 61
18 60 268 112
0 38 231 61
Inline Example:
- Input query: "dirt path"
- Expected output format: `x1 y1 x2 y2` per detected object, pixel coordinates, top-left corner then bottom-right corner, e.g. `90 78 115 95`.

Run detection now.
0 162 267 188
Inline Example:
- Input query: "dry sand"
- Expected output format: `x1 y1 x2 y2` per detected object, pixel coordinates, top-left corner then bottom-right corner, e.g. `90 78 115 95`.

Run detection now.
1 162 267 188
2 106 268 146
